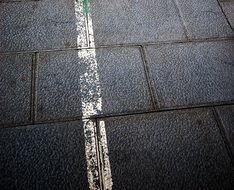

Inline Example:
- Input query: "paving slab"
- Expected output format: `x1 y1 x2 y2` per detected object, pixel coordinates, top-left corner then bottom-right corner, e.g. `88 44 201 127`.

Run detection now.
0 121 88 190
0 53 32 126
145 41 234 108
216 105 234 154
220 0 234 29
36 50 83 121
99 108 234 190
0 0 87 52
37 47 152 121
175 0 233 38
95 47 153 115
90 0 186 46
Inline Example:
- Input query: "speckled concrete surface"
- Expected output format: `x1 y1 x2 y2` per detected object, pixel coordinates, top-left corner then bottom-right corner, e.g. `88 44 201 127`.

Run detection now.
0 0 234 189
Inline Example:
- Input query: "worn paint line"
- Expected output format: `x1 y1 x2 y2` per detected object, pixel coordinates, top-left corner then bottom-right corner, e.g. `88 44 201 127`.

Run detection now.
99 121 113 190
75 1 113 189
83 119 101 189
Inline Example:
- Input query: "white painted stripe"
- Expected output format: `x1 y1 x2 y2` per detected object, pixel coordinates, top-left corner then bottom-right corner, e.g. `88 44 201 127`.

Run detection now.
75 1 113 189
83 119 100 190
99 121 113 190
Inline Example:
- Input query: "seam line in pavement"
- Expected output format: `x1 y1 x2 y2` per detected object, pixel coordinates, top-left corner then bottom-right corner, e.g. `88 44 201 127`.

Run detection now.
173 0 190 40
83 119 101 189
78 3 112 188
95 118 104 190
140 46 159 109
212 107 234 166
1 102 234 130
0 37 233 55
30 52 38 124
217 0 234 32
97 120 113 190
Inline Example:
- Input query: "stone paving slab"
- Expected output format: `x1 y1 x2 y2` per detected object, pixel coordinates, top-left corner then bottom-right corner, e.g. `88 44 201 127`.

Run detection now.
95 47 153 115
36 50 83 121
0 121 88 190
90 0 186 46
216 105 234 154
175 0 233 38
0 53 32 126
0 0 87 52
99 108 234 190
145 41 234 108
1 0 234 189
220 0 234 29
37 47 152 121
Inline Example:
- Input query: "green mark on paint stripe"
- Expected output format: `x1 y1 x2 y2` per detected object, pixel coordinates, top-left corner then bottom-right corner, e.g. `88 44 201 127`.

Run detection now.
81 0 90 15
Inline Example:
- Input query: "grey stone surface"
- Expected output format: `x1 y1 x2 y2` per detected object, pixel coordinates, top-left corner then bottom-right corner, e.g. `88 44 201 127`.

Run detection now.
220 0 234 29
145 41 234 108
0 0 87 52
37 50 83 121
90 0 186 45
0 121 89 190
0 53 32 126
100 108 234 190
217 105 234 154
37 47 152 121
95 47 153 115
175 0 233 38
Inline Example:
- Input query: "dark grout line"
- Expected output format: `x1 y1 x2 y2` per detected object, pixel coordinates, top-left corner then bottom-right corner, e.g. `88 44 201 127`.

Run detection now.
139 46 159 109
0 45 90 55
1 101 234 130
0 122 33 130
84 9 91 48
31 52 39 123
212 107 234 166
172 0 190 40
0 37 234 55
93 101 234 120
83 118 103 190
30 53 37 123
29 54 34 123
0 117 83 130
216 0 234 32
95 119 104 190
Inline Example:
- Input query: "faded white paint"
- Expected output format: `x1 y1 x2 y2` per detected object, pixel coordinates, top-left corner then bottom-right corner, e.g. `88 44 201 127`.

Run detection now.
75 1 113 189
99 121 113 190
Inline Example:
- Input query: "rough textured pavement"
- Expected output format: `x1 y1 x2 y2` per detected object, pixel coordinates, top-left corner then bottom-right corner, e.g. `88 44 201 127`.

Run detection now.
0 0 234 190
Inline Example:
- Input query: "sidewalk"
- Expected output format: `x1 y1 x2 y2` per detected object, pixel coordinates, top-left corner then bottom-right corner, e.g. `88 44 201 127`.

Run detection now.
0 0 234 189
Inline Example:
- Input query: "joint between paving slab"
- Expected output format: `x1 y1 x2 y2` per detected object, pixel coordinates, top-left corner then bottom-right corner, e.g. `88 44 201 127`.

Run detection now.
2 101 234 130
139 46 159 110
92 118 106 190
0 37 234 55
83 4 91 48
212 107 234 166
84 36 234 50
217 0 234 32
96 119 105 190
96 119 113 190
173 0 190 40
30 52 38 124
82 119 101 189
86 10 92 48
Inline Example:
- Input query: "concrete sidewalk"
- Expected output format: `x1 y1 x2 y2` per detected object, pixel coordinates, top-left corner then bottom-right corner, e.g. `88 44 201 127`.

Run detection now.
0 0 234 189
